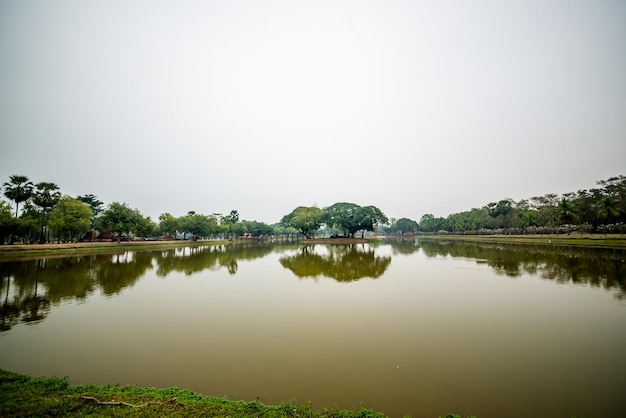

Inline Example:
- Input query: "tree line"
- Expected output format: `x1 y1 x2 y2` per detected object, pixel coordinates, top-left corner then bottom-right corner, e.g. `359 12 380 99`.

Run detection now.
1 174 624 243
0 175 388 244
387 175 626 235
0 175 269 243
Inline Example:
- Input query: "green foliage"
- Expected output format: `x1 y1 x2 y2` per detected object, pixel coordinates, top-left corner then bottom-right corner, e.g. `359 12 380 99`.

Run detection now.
241 219 274 236
76 194 104 228
178 212 218 239
48 196 93 241
418 214 445 233
134 214 156 238
32 182 61 211
388 217 419 235
321 202 388 238
2 175 34 217
224 209 240 238
280 206 324 238
419 175 626 235
158 212 179 237
98 202 151 239
0 200 17 243
0 368 404 417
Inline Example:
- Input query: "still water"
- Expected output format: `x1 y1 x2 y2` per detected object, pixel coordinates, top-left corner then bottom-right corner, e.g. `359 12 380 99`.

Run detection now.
1 240 625 418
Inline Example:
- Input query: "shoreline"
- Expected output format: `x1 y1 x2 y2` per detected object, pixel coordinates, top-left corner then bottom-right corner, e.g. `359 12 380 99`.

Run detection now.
1 233 624 259
414 233 626 248
0 368 397 418
0 239 228 259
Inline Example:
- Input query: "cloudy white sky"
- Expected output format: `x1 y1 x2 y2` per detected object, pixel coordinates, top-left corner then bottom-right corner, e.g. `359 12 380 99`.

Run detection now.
1 0 625 223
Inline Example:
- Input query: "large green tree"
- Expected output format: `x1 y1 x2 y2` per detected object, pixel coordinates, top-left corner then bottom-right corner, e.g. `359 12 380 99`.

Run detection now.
3 175 34 217
158 212 179 237
98 202 138 241
389 218 419 235
355 205 388 237
48 197 93 242
179 212 216 240
280 206 323 239
133 212 156 239
322 202 388 238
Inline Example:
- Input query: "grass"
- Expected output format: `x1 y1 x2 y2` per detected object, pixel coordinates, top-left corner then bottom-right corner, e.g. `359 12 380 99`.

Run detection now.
416 233 626 249
0 369 474 418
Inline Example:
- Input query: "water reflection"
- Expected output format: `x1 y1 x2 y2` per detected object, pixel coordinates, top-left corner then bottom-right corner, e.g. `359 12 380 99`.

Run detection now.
2 240 624 332
154 244 276 277
279 244 391 282
405 238 626 299
0 245 283 331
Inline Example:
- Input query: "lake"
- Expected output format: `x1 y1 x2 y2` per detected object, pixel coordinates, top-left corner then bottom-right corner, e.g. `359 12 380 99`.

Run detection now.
1 240 625 418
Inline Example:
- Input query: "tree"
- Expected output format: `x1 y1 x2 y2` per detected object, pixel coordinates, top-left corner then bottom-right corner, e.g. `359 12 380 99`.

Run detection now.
355 205 388 237
554 198 577 225
179 212 216 240
241 220 274 237
16 201 41 243
596 196 619 225
322 202 387 238
32 182 61 243
0 200 17 244
280 206 323 239
322 202 362 237
389 218 419 235
48 197 93 242
158 212 179 237
3 175 34 217
133 212 156 239
76 194 104 216
418 214 445 233
76 194 104 227
98 202 137 241
224 210 240 238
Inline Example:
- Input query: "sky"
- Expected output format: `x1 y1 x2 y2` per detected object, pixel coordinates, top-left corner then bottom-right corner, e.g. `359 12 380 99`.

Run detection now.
1 0 625 224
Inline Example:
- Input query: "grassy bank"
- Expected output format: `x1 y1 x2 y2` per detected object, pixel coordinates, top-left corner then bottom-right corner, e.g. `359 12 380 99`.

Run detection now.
0 239 228 259
415 233 626 249
0 369 473 418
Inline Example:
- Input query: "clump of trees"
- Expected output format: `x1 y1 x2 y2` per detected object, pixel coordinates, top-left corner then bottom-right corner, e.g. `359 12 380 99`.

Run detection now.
415 175 626 235
280 202 388 239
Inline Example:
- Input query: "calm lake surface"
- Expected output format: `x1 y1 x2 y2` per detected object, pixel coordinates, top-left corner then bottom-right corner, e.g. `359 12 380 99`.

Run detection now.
1 240 625 418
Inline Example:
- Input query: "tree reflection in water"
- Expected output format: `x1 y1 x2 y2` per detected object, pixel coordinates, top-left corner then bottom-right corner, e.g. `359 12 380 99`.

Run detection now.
0 245 284 331
1 240 623 332
279 244 391 282
391 238 626 299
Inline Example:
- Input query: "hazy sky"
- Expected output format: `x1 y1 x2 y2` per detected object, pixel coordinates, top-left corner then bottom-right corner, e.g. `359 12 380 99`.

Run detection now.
1 0 625 223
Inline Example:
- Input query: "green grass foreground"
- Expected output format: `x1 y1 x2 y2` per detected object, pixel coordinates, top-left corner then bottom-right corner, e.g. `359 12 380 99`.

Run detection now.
0 369 474 418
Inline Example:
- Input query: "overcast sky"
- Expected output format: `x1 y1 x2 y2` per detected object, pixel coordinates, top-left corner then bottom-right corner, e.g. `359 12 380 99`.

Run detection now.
1 0 625 223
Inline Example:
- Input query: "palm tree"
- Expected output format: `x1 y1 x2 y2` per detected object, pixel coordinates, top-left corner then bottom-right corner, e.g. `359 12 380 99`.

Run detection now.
225 210 239 239
554 198 577 225
3 175 34 217
32 182 61 243
596 196 619 225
